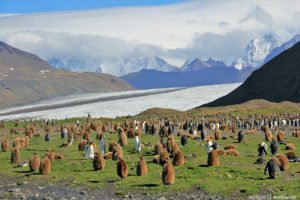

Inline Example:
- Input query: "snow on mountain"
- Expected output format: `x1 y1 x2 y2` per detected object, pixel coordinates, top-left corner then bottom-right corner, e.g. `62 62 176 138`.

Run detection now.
264 34 300 64
48 57 178 76
205 58 228 68
181 58 227 71
48 58 103 73
100 57 179 76
233 35 282 70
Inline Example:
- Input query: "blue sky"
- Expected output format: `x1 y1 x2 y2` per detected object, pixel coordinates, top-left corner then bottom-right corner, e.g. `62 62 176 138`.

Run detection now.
0 0 185 13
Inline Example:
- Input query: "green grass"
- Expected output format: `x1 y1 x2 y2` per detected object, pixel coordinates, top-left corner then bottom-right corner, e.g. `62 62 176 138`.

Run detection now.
0 117 300 198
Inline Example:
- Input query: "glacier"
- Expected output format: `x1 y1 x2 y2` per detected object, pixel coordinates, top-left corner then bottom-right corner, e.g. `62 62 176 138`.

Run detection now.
0 83 240 120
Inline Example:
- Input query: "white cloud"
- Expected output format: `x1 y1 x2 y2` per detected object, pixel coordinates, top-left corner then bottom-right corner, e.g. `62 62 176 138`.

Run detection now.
0 0 299 66
240 6 274 26
169 31 255 64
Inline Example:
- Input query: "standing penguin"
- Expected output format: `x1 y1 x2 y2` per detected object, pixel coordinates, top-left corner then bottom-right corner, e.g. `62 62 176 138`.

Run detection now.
162 161 175 185
181 135 188 146
206 140 213 154
208 150 219 167
118 130 128 146
173 150 185 166
29 153 41 172
99 134 106 156
84 141 95 159
93 152 105 171
258 142 268 156
1 138 10 152
136 156 148 176
39 157 51 175
134 135 141 152
45 132 50 142
11 147 21 164
270 139 278 155
201 129 206 140
117 158 128 179
237 130 245 143
264 159 280 179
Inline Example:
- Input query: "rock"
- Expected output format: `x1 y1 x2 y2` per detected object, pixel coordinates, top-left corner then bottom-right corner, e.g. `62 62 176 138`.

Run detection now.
44 197 54 200
17 181 28 185
225 173 232 178
37 186 45 190
122 194 129 198
8 183 18 187
9 188 21 193
240 189 247 193
129 194 133 198
80 191 87 195
158 197 167 200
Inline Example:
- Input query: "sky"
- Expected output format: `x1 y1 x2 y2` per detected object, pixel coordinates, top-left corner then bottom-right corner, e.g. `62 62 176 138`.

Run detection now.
0 0 300 67
0 0 185 13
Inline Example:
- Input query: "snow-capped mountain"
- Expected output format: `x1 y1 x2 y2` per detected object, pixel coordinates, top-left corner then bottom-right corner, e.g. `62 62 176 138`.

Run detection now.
48 58 103 73
48 57 178 76
264 34 300 64
233 35 282 70
182 58 227 71
206 58 227 68
100 57 179 76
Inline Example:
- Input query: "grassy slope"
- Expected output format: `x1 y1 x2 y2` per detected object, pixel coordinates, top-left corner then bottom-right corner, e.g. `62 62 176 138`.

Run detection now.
0 116 299 198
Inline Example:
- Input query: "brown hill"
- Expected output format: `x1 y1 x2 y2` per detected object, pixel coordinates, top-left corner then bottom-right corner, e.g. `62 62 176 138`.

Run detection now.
192 99 300 115
201 41 300 107
0 41 133 109
139 107 180 116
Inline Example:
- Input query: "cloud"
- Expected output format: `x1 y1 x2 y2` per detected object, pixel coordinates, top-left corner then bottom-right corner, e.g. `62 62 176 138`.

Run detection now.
0 0 300 67
169 30 255 64
4 31 167 62
218 21 230 27
240 6 273 26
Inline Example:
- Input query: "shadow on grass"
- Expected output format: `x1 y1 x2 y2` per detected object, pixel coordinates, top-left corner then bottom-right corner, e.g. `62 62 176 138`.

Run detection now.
128 174 136 177
106 179 118 183
134 183 159 187
248 177 266 181
85 169 96 172
14 170 32 173
199 164 209 167
88 180 100 183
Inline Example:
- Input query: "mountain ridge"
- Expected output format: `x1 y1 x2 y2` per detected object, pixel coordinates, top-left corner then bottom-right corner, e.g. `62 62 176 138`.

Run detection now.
0 41 133 109
121 66 252 89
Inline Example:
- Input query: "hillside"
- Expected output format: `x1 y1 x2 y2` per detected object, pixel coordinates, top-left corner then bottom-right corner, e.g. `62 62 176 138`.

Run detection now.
121 67 252 89
202 41 300 107
0 41 133 109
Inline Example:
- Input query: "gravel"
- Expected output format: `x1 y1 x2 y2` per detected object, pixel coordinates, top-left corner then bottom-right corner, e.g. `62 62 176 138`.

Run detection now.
0 173 226 200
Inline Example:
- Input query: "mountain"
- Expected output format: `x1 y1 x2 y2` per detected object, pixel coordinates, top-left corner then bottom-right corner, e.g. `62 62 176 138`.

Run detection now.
264 34 300 64
206 58 228 68
182 58 210 71
181 58 227 71
202 41 300 107
121 67 252 89
48 58 103 73
233 35 282 70
0 41 133 109
48 57 179 77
